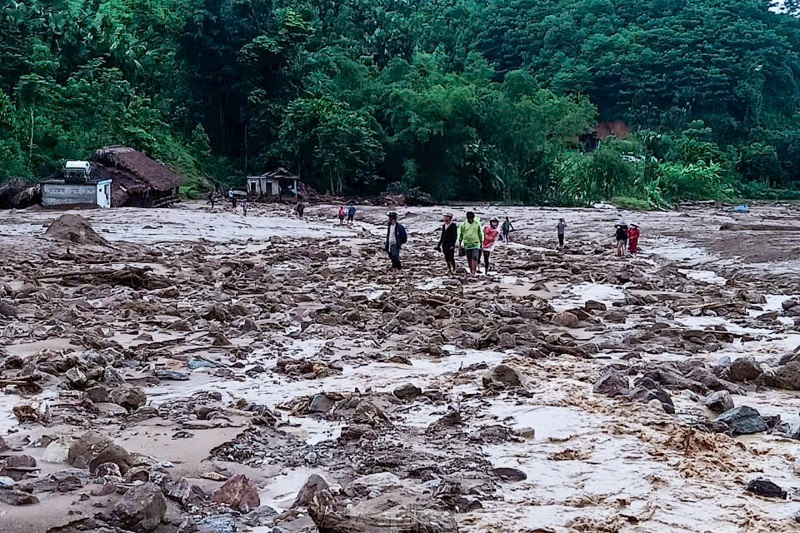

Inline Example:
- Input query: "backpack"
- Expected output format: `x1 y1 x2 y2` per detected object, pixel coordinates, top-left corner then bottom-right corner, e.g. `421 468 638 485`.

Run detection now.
397 224 408 245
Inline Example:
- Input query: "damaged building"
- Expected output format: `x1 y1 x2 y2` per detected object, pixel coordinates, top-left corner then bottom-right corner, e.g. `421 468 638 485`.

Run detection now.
93 146 183 207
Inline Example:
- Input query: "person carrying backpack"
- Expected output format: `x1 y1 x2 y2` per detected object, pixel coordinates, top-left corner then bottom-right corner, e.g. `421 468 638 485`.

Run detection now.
384 211 407 270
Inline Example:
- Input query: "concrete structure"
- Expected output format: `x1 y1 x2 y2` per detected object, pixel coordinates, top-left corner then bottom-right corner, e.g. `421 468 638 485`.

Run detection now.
42 179 112 208
246 168 299 199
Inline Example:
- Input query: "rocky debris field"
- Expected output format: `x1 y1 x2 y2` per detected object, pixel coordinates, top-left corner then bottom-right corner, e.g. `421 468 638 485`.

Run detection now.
1 201 800 533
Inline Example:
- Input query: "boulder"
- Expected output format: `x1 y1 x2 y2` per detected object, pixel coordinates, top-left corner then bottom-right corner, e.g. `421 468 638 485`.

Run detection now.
85 384 110 403
593 368 630 397
746 478 786 499
345 472 402 496
551 312 579 328
482 364 526 389
584 300 607 312
492 467 527 482
704 391 734 414
497 332 517 349
110 385 147 411
629 377 674 414
291 474 329 508
64 368 88 389
393 383 422 401
716 406 767 435
728 357 762 382
68 431 113 469
0 300 19 317
211 474 260 512
88 444 132 475
309 394 336 413
769 361 800 391
0 489 38 505
113 483 167 532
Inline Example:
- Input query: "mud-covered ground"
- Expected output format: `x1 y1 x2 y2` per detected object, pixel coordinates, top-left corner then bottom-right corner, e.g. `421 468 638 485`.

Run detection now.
1 201 800 533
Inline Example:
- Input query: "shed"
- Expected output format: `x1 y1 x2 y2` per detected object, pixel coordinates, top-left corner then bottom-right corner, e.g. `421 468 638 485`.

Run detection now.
92 146 184 207
246 168 299 198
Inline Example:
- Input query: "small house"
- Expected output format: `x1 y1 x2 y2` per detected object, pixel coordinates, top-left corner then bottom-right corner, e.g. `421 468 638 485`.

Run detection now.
246 168 299 199
93 146 183 207
41 161 112 208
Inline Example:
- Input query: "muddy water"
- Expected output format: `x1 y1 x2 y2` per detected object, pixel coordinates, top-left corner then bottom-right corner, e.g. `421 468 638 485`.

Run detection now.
3 202 800 532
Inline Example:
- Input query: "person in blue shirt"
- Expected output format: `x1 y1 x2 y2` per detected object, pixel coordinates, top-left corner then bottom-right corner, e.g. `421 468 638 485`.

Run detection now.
347 204 356 225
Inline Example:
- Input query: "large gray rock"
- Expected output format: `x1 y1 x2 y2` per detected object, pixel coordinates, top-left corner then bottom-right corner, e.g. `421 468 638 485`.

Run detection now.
482 364 526 389
110 385 147 411
728 357 762 382
551 312 580 328
68 431 113 469
629 377 674 414
704 390 734 414
593 368 630 397
769 361 800 391
113 483 166 532
716 406 768 435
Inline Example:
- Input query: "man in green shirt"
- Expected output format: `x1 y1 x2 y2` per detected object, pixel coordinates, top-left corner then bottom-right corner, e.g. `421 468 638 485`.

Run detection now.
458 211 484 275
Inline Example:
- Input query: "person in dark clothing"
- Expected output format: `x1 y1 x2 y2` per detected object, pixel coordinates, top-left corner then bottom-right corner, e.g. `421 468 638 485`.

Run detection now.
556 218 567 248
347 204 356 224
501 217 513 243
384 211 407 270
208 191 216 209
615 221 629 257
436 212 458 273
296 202 305 219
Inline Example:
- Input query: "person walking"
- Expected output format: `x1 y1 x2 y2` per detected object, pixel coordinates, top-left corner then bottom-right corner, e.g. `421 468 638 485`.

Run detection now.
501 217 514 243
347 204 356 225
296 201 305 219
628 224 640 255
436 212 458 273
227 188 234 207
481 217 501 273
615 221 629 257
458 211 484 276
385 211 407 270
556 218 567 248
208 191 216 209
241 198 248 217
338 206 346 225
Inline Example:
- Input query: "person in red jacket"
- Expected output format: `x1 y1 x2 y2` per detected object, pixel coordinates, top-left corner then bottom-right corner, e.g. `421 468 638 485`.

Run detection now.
628 224 640 255
481 217 501 273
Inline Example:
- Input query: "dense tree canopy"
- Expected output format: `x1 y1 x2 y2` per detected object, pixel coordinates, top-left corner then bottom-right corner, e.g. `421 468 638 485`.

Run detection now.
2 0 800 205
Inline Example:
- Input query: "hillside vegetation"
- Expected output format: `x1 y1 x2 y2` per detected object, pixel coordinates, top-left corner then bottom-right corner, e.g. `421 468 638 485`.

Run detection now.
2 0 800 205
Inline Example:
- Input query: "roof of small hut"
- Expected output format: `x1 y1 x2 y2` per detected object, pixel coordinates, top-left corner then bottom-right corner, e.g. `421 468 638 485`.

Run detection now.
93 146 183 192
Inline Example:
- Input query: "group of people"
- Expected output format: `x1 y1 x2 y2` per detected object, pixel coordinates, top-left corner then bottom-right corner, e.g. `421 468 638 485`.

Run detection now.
338 205 357 225
384 211 644 272
208 189 248 216
614 221 640 256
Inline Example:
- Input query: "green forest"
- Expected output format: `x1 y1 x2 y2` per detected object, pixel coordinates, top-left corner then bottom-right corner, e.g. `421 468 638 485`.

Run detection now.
2 0 800 206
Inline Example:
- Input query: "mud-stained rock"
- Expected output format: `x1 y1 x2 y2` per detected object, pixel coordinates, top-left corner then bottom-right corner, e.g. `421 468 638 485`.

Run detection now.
482 364 526 389
113 482 167 532
88 444 132 475
552 311 580 327
704 390 734 414
716 406 768 435
492 467 527 482
768 361 800 390
110 385 147 411
309 393 337 413
0 489 38 505
584 300 607 312
292 474 329 508
68 431 113 468
746 478 787 499
44 214 109 246
629 377 674 414
728 357 762 382
393 383 422 401
211 474 260 512
0 300 18 317
345 472 402 496
593 368 630 397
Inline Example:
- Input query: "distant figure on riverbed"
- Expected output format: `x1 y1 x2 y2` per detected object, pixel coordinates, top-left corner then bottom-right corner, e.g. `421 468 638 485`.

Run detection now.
436 212 458 273
208 191 216 209
628 224 640 255
296 201 305 219
615 221 629 257
385 211 407 270
481 217 501 274
501 217 513 243
347 204 356 225
242 198 248 217
338 206 346 225
556 218 567 249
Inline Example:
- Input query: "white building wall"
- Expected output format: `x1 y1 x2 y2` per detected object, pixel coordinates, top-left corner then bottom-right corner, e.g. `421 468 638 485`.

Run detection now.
42 179 112 208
